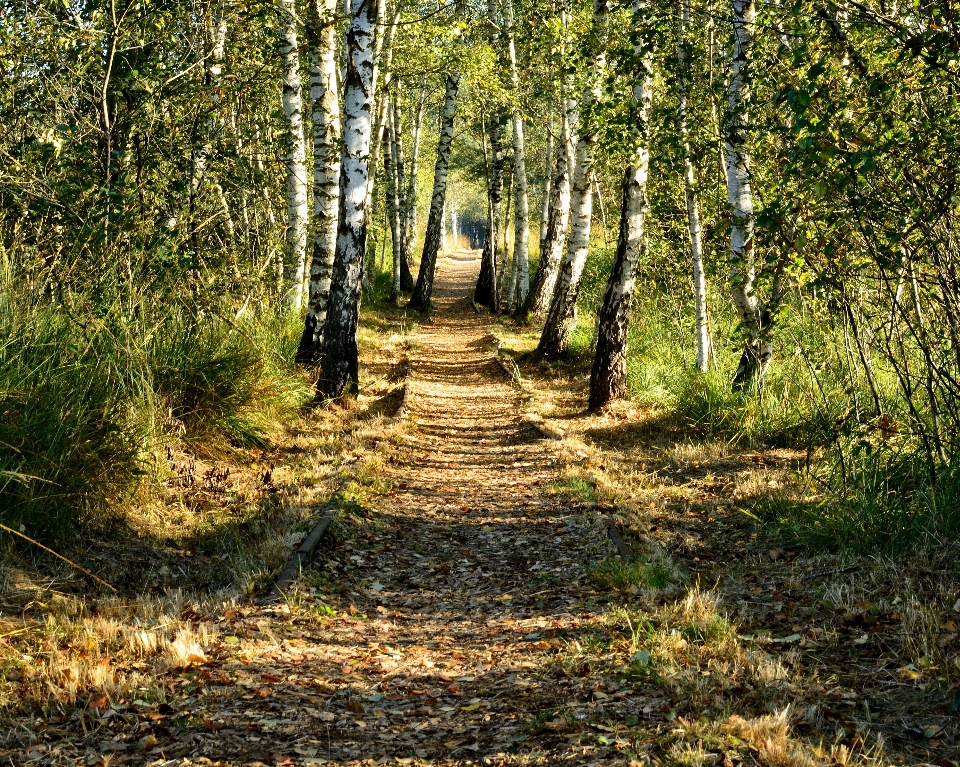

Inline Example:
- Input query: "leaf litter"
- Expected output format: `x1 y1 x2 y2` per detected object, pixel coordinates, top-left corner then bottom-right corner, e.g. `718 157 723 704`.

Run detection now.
1 254 956 766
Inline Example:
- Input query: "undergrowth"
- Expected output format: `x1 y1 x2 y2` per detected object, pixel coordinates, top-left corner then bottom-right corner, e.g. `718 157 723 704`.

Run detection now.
0 261 311 541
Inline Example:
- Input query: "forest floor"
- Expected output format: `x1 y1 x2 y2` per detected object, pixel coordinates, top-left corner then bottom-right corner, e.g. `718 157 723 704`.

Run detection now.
2 252 958 766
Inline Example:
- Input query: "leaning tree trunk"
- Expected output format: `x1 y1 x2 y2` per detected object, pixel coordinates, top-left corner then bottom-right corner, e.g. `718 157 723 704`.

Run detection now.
297 0 341 364
588 0 654 410
537 0 609 359
725 0 769 390
401 80 426 291
279 0 310 311
316 0 378 400
503 0 530 309
679 0 711 372
409 74 461 312
521 100 574 321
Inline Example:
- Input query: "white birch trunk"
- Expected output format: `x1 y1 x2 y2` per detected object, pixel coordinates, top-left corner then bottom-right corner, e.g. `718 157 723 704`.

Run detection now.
522 102 573 321
279 0 310 311
537 0 608 358
725 0 769 389
539 127 553 256
387 98 404 298
401 80 426 290
188 14 227 203
679 0 711 372
317 0 378 399
588 0 654 409
503 0 530 308
409 74 461 311
297 0 342 363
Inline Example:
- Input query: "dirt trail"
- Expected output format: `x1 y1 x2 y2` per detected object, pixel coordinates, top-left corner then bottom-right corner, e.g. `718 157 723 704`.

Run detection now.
161 252 621 765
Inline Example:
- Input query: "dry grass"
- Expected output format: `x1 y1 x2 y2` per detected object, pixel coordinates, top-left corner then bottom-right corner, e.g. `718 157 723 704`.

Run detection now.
0 303 414 725
496 315 957 764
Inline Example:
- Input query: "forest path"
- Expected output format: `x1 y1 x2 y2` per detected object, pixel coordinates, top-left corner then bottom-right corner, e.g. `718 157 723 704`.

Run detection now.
170 251 622 765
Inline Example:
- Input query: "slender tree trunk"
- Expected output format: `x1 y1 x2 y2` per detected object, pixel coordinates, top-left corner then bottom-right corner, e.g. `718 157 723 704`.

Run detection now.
387 99 404 299
297 0 341 364
409 74 461 312
503 0 530 308
537 0 609 359
474 112 507 310
538 126 553 257
589 0 654 410
521 102 573 322
679 0 711 371
316 0 378 400
401 80 426 291
187 14 227 217
279 0 310 311
363 1 398 217
474 0 508 311
725 0 769 390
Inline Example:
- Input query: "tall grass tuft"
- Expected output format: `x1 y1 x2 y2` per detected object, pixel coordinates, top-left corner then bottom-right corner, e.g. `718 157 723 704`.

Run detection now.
0 262 310 541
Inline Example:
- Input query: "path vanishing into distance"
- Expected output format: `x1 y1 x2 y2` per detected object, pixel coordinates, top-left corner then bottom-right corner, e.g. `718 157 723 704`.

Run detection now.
180 252 621 765
33 252 632 766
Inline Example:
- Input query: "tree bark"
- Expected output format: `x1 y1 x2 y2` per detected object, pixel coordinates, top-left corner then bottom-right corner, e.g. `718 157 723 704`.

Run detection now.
401 80 426 292
679 0 711 372
316 0 378 400
297 0 341 364
409 74 461 312
279 0 310 311
589 0 654 410
725 0 770 390
187 14 227 219
538 126 553 257
387 98 404 299
474 112 507 310
503 0 530 309
521 102 573 322
537 0 608 359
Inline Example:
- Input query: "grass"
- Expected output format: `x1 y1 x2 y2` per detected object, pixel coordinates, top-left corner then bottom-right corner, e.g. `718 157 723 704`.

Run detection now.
589 557 670 590
0 263 311 541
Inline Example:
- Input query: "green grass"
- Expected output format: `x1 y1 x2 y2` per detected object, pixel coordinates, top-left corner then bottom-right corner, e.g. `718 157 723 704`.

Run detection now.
0 264 311 541
589 558 670 590
549 474 597 502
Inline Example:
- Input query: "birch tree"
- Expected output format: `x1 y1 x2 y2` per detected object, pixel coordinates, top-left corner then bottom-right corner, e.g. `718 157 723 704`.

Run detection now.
521 99 574 321
297 0 342 364
187 14 227 229
316 0 378 399
537 0 608 358
410 73 462 312
279 0 310 311
725 0 769 390
503 0 530 309
678 0 711 371
387 98 404 299
588 0 655 410
401 81 427 292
